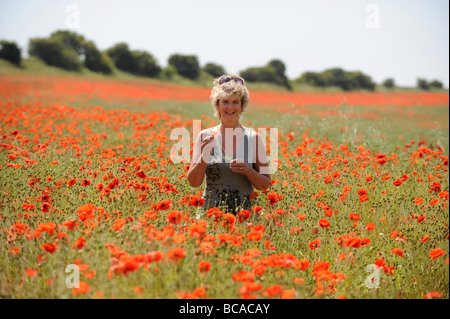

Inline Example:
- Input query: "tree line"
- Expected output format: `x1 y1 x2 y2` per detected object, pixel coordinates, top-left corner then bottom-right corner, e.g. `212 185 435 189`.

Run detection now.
0 30 445 91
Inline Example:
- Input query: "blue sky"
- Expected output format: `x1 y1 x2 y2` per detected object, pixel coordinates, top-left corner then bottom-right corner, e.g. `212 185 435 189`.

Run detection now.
0 0 448 87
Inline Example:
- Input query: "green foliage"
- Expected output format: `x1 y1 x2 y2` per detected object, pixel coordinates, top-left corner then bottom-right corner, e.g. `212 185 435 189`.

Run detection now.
297 68 375 91
106 43 136 72
168 54 200 80
106 43 160 77
240 59 291 90
83 41 114 74
28 37 82 71
0 40 22 66
417 78 430 90
429 80 444 89
131 50 161 77
382 78 395 88
29 30 114 74
202 62 226 78
160 65 177 80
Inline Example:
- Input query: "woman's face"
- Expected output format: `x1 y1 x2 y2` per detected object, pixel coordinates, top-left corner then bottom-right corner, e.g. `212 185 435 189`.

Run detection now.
218 94 242 126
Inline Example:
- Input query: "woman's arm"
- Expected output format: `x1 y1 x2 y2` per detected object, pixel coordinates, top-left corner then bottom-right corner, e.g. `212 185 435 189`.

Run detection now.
186 130 215 187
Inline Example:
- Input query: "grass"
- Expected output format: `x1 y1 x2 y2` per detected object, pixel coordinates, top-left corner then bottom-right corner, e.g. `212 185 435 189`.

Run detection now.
0 62 448 300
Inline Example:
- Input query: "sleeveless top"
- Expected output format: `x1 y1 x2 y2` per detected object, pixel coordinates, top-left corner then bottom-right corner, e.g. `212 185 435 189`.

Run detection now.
202 126 256 214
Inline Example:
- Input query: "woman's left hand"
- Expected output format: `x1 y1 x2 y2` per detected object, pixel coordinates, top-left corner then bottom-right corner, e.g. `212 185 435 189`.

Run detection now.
230 159 251 176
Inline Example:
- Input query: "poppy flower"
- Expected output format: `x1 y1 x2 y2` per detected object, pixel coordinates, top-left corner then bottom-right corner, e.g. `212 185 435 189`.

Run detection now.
24 268 38 277
80 179 91 186
136 171 147 178
429 248 445 260
263 285 283 297
309 239 321 250
238 210 251 223
67 178 78 187
319 218 330 228
41 202 51 212
198 260 211 273
167 210 182 224
38 222 56 236
73 237 86 250
429 182 441 193
267 193 278 205
349 213 360 221
424 291 443 299
72 281 91 296
393 179 402 186
365 222 376 231
414 197 423 205
247 230 262 241
189 196 205 207
168 247 186 262
42 242 57 254
359 195 369 203
155 200 172 210
391 248 404 257
429 198 439 206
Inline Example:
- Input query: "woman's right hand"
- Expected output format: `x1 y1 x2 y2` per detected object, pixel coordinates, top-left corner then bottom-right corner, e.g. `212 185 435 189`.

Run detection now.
200 135 215 161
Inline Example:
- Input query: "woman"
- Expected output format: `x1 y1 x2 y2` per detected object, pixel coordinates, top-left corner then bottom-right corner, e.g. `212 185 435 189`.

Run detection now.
186 74 272 214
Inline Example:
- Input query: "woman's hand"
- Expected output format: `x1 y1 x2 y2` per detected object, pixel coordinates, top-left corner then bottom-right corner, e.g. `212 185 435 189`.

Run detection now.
230 159 251 176
200 135 215 162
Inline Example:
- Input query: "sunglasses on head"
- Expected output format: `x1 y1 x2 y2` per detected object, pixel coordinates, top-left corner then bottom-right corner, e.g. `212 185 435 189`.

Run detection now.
219 76 244 85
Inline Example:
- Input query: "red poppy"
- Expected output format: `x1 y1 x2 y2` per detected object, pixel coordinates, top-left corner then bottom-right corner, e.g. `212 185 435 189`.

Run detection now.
238 210 251 223
155 200 172 210
67 178 78 187
166 210 182 224
349 213 361 221
319 218 330 228
42 242 57 254
429 248 445 260
80 179 91 186
198 260 211 273
309 239 321 250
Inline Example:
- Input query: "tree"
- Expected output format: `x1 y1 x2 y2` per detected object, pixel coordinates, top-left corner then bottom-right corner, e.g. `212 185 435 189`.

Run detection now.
240 59 292 90
0 40 21 66
131 50 161 77
106 43 136 73
417 78 429 90
49 30 86 56
268 59 292 90
429 80 443 89
382 78 395 88
83 41 114 74
168 54 200 80
297 68 375 91
203 63 225 78
29 37 82 71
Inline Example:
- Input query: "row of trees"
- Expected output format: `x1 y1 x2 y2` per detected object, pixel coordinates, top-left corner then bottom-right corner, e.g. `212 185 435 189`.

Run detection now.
0 31 446 91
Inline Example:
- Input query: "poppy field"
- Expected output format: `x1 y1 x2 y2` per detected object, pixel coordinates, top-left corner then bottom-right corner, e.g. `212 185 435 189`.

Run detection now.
0 73 448 299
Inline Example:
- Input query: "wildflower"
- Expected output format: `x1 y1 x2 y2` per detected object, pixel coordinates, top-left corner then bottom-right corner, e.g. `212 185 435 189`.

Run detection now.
155 200 172 210
429 248 445 260
319 218 330 228
198 260 211 273
167 210 182 224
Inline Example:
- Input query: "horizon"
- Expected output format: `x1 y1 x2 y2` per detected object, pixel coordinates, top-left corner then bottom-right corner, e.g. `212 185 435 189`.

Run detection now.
0 0 448 88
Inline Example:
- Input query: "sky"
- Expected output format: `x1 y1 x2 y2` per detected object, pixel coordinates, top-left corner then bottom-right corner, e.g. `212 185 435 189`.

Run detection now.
0 0 448 87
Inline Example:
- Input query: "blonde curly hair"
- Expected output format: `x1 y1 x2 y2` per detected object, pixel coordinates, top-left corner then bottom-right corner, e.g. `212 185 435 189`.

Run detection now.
210 74 250 121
